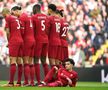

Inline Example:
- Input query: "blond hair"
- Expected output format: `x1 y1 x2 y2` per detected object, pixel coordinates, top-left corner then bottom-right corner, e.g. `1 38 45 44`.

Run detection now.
2 7 10 16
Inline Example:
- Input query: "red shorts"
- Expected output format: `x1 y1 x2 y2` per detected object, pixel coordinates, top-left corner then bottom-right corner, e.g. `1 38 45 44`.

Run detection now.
34 43 48 58
48 45 61 60
61 47 68 61
23 42 35 57
9 43 23 57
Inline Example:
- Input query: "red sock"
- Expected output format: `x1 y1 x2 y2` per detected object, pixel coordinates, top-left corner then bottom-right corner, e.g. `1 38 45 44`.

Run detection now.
9 64 16 84
29 64 35 84
17 64 23 84
24 64 30 84
43 63 49 76
44 67 56 83
34 64 40 84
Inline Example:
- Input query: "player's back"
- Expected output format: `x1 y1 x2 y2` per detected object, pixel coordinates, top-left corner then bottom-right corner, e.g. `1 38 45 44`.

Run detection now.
19 13 35 42
6 15 23 44
60 18 69 47
48 15 61 46
32 13 48 43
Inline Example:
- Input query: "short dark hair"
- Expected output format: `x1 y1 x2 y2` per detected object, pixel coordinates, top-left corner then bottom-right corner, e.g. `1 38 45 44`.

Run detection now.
11 6 21 11
48 4 56 12
55 9 60 14
64 58 75 66
56 9 64 17
59 10 64 17
33 4 41 14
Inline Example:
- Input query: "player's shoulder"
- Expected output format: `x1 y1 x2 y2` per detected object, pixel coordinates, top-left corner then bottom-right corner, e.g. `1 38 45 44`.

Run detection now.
38 13 47 17
36 13 48 20
54 16 61 22
21 12 28 16
5 15 11 21
20 13 28 19
8 15 17 21
48 15 53 19
72 70 78 76
48 16 56 22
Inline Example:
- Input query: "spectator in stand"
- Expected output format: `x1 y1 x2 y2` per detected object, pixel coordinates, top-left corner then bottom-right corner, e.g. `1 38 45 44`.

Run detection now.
0 0 108 66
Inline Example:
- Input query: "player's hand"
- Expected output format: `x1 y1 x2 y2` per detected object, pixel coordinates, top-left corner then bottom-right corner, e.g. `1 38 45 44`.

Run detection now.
54 66 58 71
66 77 72 85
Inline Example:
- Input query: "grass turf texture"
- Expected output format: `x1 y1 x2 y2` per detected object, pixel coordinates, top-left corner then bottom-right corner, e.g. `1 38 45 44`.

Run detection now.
0 81 108 90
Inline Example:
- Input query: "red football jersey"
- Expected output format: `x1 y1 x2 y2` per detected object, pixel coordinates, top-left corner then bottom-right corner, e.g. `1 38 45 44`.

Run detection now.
5 15 23 44
48 16 61 46
57 68 78 87
60 18 69 47
32 13 49 43
19 13 35 42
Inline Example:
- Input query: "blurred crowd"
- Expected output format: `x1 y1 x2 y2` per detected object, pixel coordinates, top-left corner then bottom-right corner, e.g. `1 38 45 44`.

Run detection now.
0 0 108 67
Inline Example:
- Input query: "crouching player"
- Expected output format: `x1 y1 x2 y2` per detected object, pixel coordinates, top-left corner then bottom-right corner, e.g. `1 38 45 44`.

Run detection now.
39 58 78 87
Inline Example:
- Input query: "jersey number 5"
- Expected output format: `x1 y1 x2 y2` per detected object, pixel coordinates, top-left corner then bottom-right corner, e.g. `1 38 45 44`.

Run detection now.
41 20 45 31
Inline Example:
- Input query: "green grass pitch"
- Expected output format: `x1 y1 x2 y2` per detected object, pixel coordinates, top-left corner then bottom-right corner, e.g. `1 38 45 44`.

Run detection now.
0 81 108 90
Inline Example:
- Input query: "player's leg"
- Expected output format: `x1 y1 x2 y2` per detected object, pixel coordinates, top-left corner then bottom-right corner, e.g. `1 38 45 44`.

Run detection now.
15 44 23 86
16 57 23 86
34 43 42 84
44 66 58 83
47 80 63 87
34 57 40 85
41 43 49 76
28 44 35 86
29 57 35 86
39 66 58 86
23 56 30 85
48 45 57 67
55 46 62 66
64 47 68 60
23 44 31 85
8 56 17 86
6 45 20 86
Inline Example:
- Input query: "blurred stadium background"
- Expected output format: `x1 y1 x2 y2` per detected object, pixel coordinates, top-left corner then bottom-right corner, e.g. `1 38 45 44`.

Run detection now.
0 0 108 87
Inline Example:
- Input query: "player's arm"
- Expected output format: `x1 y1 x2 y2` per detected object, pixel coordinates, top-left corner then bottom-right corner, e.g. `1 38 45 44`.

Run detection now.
68 73 78 87
58 68 67 79
5 27 10 41
66 77 72 86
20 18 25 36
66 25 69 39
32 16 36 35
46 16 51 36
5 17 10 41
58 69 73 86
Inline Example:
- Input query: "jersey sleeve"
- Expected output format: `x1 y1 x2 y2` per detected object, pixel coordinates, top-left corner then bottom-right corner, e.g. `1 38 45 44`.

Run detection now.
32 16 36 34
5 17 10 28
60 19 63 36
58 68 68 79
45 17 50 35
47 16 53 36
